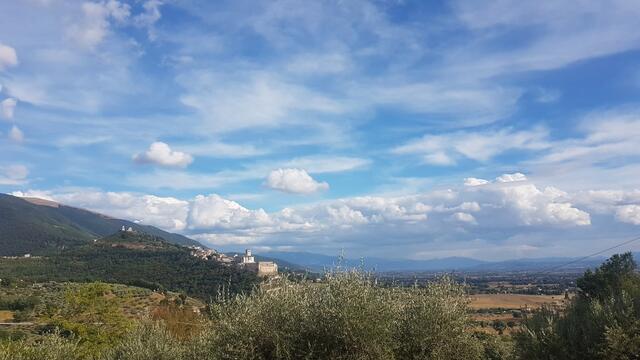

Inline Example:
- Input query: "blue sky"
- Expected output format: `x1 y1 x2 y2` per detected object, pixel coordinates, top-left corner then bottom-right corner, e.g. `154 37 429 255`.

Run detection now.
2 0 640 260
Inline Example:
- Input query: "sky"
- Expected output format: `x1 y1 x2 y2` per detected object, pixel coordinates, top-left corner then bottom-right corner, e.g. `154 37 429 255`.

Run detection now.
1 0 640 261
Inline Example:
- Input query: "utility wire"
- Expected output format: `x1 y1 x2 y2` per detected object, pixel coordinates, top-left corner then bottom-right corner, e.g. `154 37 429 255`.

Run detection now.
537 234 640 274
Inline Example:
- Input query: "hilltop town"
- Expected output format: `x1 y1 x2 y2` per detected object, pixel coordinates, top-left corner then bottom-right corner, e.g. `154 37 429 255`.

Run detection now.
120 225 278 277
189 246 278 277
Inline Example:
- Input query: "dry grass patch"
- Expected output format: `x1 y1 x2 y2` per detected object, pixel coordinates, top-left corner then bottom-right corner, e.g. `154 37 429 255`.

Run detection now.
0 311 13 322
470 294 564 310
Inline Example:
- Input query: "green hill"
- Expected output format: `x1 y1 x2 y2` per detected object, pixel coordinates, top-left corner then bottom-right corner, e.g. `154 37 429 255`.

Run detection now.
0 194 202 256
0 231 259 300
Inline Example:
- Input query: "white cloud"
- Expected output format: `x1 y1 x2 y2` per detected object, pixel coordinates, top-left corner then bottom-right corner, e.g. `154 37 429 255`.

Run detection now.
266 168 329 194
67 0 131 49
464 178 489 187
133 0 163 40
11 173 608 257
451 0 640 75
133 142 194 168
491 184 590 226
8 125 24 142
572 190 640 227
126 155 368 190
188 194 271 230
0 43 18 70
496 173 527 183
616 205 640 225
0 165 29 185
179 72 345 133
526 108 640 190
1 98 17 120
451 212 476 224
393 127 549 165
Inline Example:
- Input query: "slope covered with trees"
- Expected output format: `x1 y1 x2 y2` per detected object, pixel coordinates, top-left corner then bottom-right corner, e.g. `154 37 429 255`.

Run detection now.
0 194 201 256
0 231 258 300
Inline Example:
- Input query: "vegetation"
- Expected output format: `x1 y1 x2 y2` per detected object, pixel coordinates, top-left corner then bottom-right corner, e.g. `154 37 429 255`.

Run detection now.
2 253 638 359
515 252 640 359
0 194 91 256
0 194 200 256
0 232 258 300
0 272 512 359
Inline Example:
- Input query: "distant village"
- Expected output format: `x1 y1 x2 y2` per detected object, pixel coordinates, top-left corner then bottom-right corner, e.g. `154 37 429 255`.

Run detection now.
188 246 278 277
118 225 278 276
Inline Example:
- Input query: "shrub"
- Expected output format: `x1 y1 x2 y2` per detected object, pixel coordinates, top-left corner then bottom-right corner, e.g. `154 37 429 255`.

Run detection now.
202 271 486 360
0 273 506 360
0 332 83 360
515 252 640 360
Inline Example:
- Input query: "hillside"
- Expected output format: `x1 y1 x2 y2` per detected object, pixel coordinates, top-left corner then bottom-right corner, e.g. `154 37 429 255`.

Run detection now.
0 231 258 300
0 194 202 256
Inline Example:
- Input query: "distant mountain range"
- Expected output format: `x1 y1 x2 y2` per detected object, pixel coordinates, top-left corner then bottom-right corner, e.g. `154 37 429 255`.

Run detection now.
0 194 203 256
261 251 638 273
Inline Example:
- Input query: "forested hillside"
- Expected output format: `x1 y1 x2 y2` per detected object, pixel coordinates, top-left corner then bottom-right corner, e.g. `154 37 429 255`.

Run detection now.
0 194 202 256
0 231 258 300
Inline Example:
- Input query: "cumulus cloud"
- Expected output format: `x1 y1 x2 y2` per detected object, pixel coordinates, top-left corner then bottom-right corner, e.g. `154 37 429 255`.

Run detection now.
133 142 193 168
266 168 329 194
10 173 599 255
0 165 29 185
0 44 18 70
451 212 477 224
573 190 640 227
1 98 17 120
8 125 24 142
616 205 640 225
465 173 590 227
496 172 527 183
188 194 271 230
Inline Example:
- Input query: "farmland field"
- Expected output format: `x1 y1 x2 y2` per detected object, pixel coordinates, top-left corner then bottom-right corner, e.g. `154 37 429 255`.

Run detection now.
470 294 566 310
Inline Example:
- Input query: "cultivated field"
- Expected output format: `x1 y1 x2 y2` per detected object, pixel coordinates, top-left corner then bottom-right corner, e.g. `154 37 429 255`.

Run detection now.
470 294 566 310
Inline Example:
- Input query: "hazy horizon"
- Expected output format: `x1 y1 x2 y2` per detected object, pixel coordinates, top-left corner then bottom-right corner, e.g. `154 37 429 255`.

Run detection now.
2 0 640 261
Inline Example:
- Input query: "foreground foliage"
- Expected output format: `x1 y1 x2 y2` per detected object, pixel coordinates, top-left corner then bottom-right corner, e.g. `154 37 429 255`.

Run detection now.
0 273 511 360
515 252 640 360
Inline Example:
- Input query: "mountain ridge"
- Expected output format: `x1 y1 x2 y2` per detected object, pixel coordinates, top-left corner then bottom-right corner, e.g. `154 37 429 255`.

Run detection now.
0 193 203 256
260 250 636 273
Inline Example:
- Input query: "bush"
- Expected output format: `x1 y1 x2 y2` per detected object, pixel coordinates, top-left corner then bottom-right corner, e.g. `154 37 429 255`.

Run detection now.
515 252 640 360
0 332 83 360
202 271 486 360
0 273 508 360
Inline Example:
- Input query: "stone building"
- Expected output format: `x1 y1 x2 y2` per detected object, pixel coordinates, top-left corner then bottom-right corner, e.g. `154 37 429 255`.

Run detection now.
237 249 278 276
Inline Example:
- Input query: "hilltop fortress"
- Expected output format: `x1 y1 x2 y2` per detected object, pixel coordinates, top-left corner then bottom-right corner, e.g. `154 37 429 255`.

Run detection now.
235 249 279 276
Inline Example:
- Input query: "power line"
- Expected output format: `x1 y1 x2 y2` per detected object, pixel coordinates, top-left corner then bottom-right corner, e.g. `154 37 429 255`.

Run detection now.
537 234 640 274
